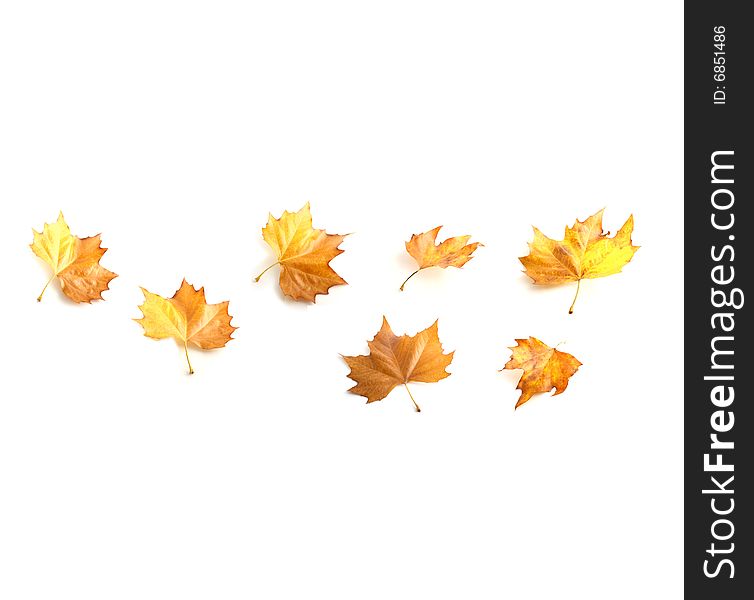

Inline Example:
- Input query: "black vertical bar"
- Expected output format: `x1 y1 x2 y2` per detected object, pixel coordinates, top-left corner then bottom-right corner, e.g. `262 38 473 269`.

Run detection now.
685 1 751 596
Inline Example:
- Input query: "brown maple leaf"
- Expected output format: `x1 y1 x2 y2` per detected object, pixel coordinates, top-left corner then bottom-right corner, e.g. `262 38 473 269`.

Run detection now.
255 202 347 302
135 279 237 374
519 209 639 313
342 317 453 412
31 212 117 302
400 226 482 290
503 337 582 408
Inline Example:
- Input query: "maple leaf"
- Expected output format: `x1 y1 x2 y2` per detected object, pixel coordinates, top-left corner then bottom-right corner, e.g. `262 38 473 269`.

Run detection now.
30 212 117 303
342 317 453 412
519 209 639 313
135 279 237 374
255 202 347 302
503 337 582 409
400 226 482 290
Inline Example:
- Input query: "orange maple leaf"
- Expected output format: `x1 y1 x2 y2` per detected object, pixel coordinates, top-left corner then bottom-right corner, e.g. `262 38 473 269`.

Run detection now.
31 212 117 303
135 279 237 374
503 337 582 408
255 203 347 302
342 317 453 412
400 226 481 290
519 209 638 313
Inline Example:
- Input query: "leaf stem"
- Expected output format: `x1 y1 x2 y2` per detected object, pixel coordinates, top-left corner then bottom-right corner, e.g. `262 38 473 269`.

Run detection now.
399 269 420 291
37 275 55 302
568 279 582 315
184 342 194 375
404 383 421 412
254 262 279 282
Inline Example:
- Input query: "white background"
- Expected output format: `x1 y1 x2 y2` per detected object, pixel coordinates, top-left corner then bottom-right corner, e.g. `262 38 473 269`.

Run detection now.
0 2 683 598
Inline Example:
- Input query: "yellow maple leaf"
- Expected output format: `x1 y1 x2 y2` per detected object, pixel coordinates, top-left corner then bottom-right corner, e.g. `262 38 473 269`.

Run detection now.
255 203 347 302
31 212 117 303
135 279 237 374
503 337 582 409
400 226 482 290
519 209 639 313
342 317 453 412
